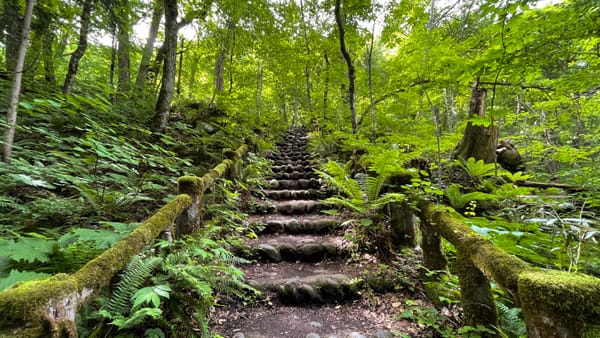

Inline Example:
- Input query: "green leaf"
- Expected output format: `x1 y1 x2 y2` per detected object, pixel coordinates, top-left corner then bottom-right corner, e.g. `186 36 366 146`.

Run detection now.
0 237 57 263
0 269 51 291
132 285 171 309
6 174 55 189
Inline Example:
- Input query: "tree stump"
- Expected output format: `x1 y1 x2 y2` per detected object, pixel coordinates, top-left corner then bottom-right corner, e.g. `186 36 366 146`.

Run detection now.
454 86 498 163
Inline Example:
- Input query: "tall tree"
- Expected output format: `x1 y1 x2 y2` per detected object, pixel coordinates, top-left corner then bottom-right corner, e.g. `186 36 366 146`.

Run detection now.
135 0 163 90
116 0 132 94
63 0 94 95
2 0 23 73
334 0 357 134
151 0 178 132
2 0 35 163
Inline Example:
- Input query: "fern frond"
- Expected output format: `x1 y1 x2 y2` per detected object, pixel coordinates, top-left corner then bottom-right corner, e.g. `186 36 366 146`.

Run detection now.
323 196 367 213
365 174 389 203
104 255 162 316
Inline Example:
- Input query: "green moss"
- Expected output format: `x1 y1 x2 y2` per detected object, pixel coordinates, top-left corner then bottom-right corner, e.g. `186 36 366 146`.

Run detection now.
0 273 79 334
177 176 204 195
518 270 600 336
419 201 530 300
74 194 192 289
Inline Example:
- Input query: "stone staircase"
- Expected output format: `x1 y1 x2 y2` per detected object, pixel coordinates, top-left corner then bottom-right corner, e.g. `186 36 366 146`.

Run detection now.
212 128 428 338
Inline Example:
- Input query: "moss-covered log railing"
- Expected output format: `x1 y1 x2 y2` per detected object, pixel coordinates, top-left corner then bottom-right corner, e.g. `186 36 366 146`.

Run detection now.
417 201 600 338
0 144 249 338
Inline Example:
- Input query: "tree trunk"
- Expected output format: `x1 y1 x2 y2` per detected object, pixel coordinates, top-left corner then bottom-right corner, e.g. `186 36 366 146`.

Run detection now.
2 0 35 164
63 0 93 95
453 84 498 163
334 0 357 134
2 0 23 74
367 19 376 139
151 0 178 133
323 50 329 116
116 0 131 95
135 0 162 90
42 31 56 85
299 0 312 111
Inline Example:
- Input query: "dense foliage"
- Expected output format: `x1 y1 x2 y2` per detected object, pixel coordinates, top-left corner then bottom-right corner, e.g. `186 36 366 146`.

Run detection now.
0 0 599 336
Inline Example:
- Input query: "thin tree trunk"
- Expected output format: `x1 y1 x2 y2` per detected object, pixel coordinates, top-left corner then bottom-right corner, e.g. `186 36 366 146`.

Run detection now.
3 0 22 73
63 0 93 95
2 0 35 163
367 19 376 139
228 25 236 93
117 1 131 95
334 0 357 134
256 65 263 119
299 0 311 111
42 31 56 85
135 0 162 90
151 0 178 133
323 50 329 113
176 36 184 95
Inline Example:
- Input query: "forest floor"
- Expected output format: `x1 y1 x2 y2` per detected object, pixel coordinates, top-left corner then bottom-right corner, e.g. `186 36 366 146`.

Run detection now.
210 251 461 338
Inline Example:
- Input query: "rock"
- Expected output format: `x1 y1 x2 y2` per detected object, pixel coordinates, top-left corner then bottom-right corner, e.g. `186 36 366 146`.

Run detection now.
257 244 281 262
310 321 322 328
371 331 393 338
347 332 366 338
306 334 320 338
232 333 245 338
299 243 325 261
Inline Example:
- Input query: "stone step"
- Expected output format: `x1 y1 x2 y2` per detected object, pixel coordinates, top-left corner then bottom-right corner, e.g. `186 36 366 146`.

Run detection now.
271 164 313 174
240 234 349 262
271 171 316 180
262 189 325 201
267 178 321 190
247 214 342 234
272 200 327 215
268 154 312 161
242 261 364 304
270 159 311 166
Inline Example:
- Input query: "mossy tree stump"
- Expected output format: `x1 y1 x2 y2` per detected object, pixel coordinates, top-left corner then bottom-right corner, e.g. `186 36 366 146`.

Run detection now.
454 84 498 163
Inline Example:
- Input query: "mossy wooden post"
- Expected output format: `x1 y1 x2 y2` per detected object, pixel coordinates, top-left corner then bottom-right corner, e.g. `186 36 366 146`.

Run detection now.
457 249 498 336
175 176 204 237
518 270 600 338
389 202 416 248
224 149 241 179
419 214 447 272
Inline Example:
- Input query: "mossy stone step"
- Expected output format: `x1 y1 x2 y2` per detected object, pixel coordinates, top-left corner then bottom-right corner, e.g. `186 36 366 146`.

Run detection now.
243 262 363 304
267 178 321 190
269 154 312 161
272 200 327 214
262 189 325 201
247 214 341 234
272 171 316 180
271 164 313 173
242 234 349 262
271 159 311 166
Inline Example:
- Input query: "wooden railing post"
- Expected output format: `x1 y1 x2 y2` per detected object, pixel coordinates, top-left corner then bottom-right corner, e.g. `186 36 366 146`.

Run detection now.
419 214 447 272
389 202 416 248
175 176 204 238
457 248 498 336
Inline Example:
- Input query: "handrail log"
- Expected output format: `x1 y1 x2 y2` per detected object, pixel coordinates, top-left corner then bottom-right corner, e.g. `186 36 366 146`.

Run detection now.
418 200 600 337
0 143 250 338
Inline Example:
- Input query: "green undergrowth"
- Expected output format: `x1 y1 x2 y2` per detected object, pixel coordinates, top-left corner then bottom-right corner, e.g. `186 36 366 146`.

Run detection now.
0 92 278 291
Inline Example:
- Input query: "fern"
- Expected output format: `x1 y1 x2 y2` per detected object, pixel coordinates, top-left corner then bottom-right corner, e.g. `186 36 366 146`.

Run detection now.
496 301 526 338
444 184 497 210
456 157 496 178
103 255 162 316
